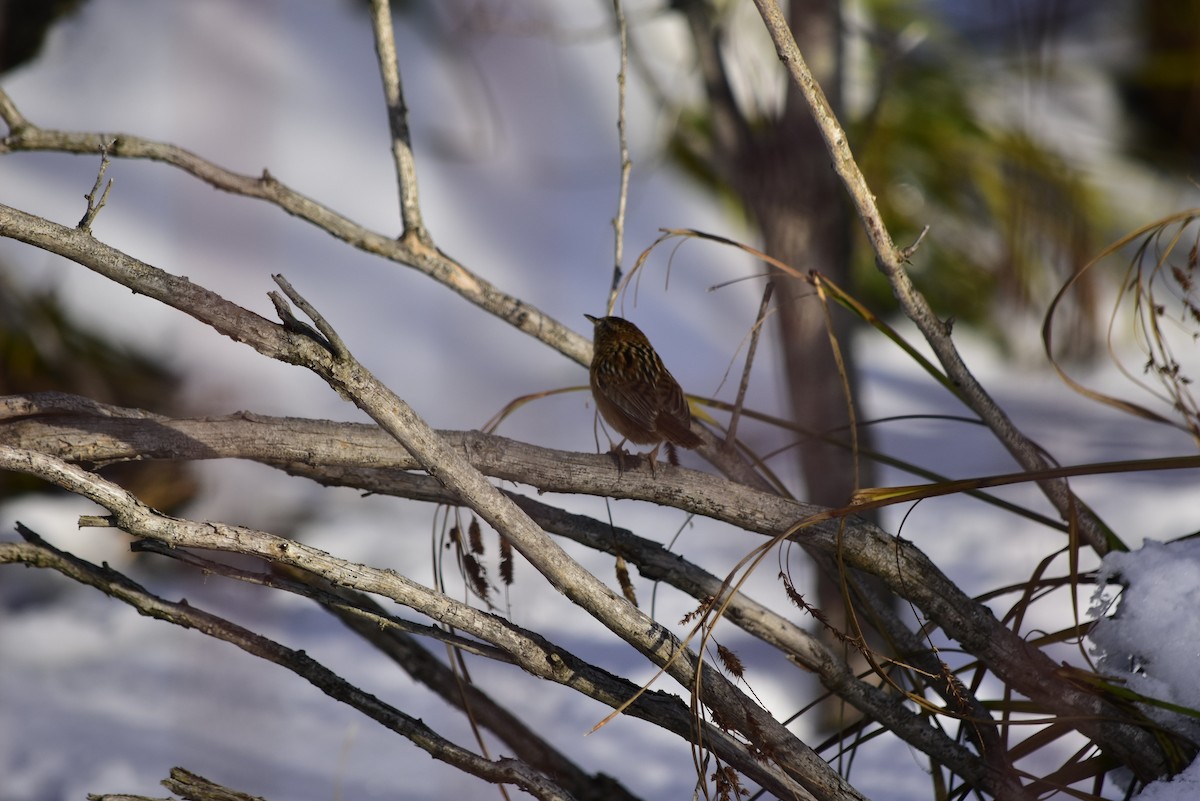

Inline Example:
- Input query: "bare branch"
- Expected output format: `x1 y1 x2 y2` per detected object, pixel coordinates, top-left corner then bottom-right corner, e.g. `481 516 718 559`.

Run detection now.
0 442 828 800
78 140 115 231
0 88 588 367
304 573 645 801
270 273 349 357
607 0 632 313
368 0 430 245
0 88 29 132
2 527 576 801
129 539 508 663
87 767 263 801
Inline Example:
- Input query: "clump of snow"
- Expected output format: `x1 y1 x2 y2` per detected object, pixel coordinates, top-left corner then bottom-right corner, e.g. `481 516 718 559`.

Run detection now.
1133 758 1200 801
1088 539 1200 771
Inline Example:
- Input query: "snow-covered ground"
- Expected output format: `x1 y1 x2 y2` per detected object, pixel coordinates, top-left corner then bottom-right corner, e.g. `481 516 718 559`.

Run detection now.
2 2 1198 800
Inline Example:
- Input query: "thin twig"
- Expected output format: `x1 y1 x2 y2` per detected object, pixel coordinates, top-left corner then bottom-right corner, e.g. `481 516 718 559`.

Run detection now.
607 0 632 313
266 289 333 354
78 140 115 231
162 768 261 801
0 89 27 131
368 0 429 245
725 282 773 450
899 225 930 261
271 273 348 357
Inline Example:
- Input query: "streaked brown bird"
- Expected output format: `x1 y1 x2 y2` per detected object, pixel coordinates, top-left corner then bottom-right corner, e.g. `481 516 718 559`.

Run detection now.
585 314 702 471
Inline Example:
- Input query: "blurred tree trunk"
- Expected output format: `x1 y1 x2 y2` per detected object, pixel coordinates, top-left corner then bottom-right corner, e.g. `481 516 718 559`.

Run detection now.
745 0 865 513
744 1 880 730
676 0 869 507
676 0 880 729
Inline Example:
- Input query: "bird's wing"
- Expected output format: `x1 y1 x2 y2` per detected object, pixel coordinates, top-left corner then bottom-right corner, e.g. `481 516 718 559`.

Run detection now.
655 373 702 447
603 368 661 431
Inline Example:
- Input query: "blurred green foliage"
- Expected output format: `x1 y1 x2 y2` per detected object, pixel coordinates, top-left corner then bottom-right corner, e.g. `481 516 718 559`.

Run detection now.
667 1 1200 357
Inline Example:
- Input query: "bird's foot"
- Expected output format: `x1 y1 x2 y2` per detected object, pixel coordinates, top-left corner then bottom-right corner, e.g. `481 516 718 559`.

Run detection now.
605 443 632 474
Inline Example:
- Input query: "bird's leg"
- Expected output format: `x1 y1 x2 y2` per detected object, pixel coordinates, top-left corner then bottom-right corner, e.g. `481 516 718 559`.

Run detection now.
606 437 631 473
645 442 662 477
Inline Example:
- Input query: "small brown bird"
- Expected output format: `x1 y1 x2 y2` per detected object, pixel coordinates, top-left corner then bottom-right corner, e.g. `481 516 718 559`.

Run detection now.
585 314 702 471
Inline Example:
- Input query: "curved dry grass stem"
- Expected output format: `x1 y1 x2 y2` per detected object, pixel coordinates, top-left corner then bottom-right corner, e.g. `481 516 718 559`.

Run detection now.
724 282 773 450
1045 210 1200 446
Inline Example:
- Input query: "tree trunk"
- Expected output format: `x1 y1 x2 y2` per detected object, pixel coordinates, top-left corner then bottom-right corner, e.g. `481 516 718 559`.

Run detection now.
732 0 883 730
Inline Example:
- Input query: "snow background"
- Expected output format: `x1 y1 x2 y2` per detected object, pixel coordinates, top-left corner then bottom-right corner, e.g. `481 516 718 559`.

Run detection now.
1 1 1199 800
